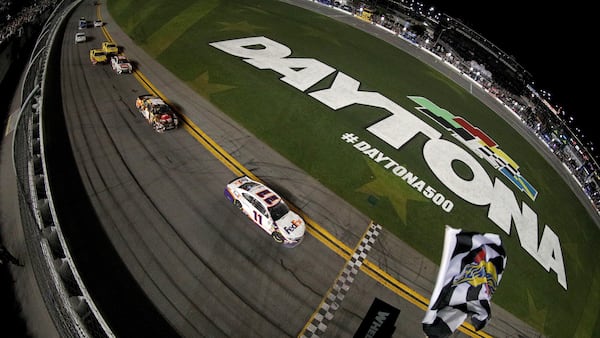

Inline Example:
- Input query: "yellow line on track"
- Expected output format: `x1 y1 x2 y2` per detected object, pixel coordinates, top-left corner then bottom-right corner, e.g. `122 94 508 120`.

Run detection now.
94 5 491 337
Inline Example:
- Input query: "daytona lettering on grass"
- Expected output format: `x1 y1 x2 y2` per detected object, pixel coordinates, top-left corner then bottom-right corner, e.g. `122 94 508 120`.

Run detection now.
211 36 567 290
341 133 454 212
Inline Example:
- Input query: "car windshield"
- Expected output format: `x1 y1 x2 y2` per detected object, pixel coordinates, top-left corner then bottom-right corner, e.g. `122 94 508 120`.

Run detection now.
156 104 170 114
268 201 289 221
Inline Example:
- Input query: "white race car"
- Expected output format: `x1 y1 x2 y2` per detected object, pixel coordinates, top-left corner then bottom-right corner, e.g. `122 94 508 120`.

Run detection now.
225 176 305 247
111 55 132 74
75 32 86 43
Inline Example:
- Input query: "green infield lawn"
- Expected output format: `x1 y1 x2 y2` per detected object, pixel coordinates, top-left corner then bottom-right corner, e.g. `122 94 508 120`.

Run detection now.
108 0 600 336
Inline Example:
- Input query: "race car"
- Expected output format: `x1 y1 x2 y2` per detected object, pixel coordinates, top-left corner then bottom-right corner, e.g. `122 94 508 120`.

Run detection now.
93 19 103 27
75 32 86 43
110 55 132 74
224 176 305 247
101 41 118 55
89 48 107 64
135 95 179 132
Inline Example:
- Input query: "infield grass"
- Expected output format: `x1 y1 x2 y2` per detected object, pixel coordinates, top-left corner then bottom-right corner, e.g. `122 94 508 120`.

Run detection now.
108 0 600 336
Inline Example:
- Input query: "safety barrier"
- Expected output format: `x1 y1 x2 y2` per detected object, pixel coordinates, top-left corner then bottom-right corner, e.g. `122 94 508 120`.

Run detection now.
12 0 114 337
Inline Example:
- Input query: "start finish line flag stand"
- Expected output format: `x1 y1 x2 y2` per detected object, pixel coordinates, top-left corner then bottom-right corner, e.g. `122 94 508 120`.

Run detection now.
422 225 507 338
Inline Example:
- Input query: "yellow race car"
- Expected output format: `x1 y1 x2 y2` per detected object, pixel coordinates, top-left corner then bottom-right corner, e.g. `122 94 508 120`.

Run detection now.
89 49 107 64
101 41 118 55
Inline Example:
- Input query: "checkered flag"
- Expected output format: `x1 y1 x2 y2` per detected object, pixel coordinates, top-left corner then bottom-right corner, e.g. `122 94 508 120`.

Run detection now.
422 226 507 338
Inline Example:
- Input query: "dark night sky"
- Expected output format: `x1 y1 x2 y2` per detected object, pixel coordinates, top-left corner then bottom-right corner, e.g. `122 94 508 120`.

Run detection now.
423 1 598 161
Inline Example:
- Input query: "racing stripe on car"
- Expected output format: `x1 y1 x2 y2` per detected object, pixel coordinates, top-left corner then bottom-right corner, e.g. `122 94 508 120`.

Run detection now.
299 222 382 338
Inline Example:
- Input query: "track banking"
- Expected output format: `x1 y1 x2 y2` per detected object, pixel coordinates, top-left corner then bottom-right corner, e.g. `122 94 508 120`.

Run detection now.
210 36 567 290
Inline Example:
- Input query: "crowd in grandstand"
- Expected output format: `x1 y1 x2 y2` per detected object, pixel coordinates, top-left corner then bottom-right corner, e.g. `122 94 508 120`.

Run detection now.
325 0 600 213
0 0 56 46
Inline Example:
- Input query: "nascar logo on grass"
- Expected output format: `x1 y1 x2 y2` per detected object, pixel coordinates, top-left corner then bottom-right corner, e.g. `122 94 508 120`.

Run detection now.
210 36 567 290
408 96 538 201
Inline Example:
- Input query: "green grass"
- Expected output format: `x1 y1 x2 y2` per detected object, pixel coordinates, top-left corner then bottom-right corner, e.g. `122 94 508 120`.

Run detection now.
108 0 600 336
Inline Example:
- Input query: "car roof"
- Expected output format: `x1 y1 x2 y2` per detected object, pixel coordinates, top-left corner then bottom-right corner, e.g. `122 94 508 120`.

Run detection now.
242 182 282 201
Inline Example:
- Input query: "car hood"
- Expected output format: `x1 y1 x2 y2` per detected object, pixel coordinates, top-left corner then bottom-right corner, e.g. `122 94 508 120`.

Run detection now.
275 212 305 239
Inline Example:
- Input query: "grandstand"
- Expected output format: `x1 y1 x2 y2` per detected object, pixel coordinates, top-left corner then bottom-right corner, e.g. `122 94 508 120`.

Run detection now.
344 0 600 213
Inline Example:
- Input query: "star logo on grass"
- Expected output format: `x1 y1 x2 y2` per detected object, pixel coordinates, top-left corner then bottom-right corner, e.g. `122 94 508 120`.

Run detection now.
357 160 428 223
217 21 264 34
188 72 235 98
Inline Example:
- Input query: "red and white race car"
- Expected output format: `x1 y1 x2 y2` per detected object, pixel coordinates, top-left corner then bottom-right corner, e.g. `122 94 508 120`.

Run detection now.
111 55 132 74
225 176 305 247
135 95 179 132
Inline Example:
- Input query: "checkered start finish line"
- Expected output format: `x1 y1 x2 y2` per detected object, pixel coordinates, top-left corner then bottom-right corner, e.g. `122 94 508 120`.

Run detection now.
300 222 383 338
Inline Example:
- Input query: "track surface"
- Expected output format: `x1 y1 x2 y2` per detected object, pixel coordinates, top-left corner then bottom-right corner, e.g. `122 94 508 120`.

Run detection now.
47 0 544 337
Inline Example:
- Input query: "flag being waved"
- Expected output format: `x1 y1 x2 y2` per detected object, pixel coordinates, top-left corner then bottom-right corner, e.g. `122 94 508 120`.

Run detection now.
422 226 507 338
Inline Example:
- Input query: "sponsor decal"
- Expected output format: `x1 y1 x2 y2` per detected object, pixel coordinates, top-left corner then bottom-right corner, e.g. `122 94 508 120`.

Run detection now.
210 36 567 289
452 247 500 296
354 298 400 338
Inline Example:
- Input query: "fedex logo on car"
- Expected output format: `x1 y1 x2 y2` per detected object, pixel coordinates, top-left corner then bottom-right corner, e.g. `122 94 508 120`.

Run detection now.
210 36 567 290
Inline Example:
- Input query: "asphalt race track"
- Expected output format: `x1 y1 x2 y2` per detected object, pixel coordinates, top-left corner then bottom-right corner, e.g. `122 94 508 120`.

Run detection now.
60 2 425 337
2 0 551 337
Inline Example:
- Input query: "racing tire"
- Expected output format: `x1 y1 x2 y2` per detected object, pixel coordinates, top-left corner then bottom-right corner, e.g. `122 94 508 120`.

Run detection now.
153 122 165 133
234 200 242 210
271 231 284 243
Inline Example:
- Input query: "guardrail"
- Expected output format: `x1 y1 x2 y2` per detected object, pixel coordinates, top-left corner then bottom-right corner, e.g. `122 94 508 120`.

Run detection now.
12 0 114 337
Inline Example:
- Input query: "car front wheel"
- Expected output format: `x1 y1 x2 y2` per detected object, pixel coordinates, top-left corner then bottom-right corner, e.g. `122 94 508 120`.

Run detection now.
153 122 165 132
271 231 284 243
234 200 242 210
